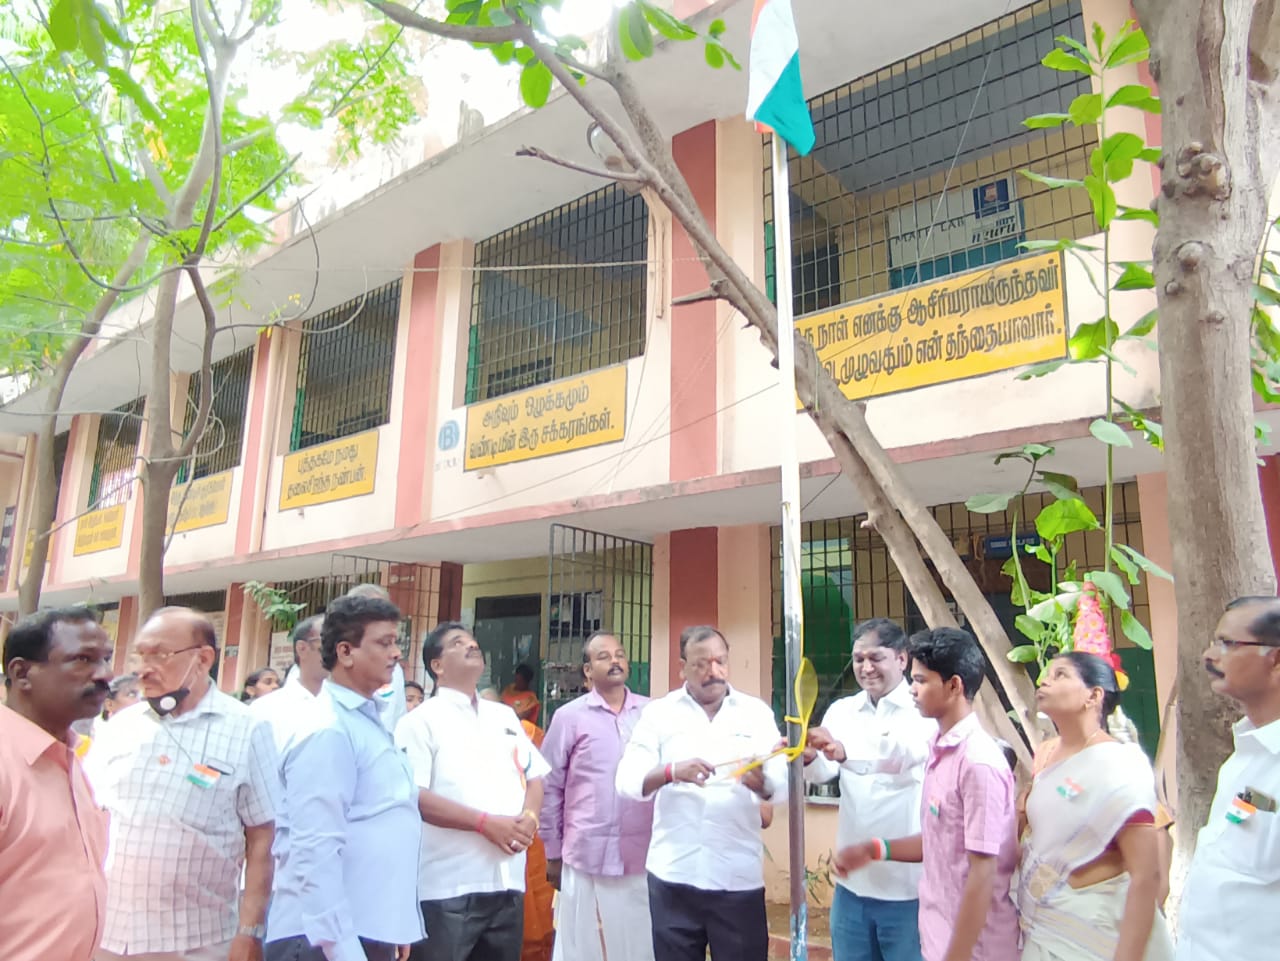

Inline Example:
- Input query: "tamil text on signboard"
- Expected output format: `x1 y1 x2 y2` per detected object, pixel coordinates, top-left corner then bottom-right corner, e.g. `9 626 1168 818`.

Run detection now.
796 251 1068 402
167 470 233 534
465 364 627 471
74 504 126 556
279 429 379 510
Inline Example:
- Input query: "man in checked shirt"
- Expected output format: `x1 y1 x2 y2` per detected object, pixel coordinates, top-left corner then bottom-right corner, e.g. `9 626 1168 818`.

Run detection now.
86 607 279 961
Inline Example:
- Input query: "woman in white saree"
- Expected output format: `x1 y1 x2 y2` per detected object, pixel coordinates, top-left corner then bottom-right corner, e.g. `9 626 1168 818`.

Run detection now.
1017 652 1172 961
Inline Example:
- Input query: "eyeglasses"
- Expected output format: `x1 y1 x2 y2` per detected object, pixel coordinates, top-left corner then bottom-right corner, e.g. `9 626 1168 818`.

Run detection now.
137 644 204 667
1209 638 1278 655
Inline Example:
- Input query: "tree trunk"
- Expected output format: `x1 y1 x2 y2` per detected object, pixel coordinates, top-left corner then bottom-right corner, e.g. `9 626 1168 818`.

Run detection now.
16 235 150 615
1134 0 1280 850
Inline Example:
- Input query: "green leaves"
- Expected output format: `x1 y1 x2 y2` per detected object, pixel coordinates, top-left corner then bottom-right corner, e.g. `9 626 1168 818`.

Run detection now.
1114 262 1155 291
1036 498 1100 540
1007 644 1042 664
1120 610 1153 648
1068 318 1118 360
642 3 697 41
1106 84 1160 113
1042 47 1094 76
1024 113 1069 130
1068 93 1102 126
1086 570 1130 609
1089 418 1132 447
519 60 553 108
619 3 655 61
966 492 1017 514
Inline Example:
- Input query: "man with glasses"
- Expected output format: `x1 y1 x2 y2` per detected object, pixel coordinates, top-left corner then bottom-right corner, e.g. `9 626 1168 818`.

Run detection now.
1176 596 1280 961
86 607 279 961
1 607 113 961
540 632 655 961
252 615 326 755
802 618 935 961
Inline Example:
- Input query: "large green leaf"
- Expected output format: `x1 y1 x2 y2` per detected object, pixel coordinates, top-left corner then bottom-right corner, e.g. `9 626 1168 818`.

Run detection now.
1068 318 1118 360
1106 27 1150 68
619 4 655 60
1024 113 1069 129
1106 83 1160 113
1115 544 1173 581
1043 47 1094 75
1007 644 1042 663
1038 470 1082 503
1083 174 1117 228
47 0 81 52
519 60 553 108
1089 418 1133 447
1068 92 1102 126
1087 570 1131 609
641 3 697 41
1036 498 1100 540
966 492 1016 514
1123 308 1158 338
1121 610 1154 649
1020 169 1083 190
1099 132 1146 182
1114 262 1155 291
1017 358 1069 379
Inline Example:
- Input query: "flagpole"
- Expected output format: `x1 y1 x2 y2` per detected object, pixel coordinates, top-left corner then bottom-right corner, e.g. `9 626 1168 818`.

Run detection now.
770 130 808 961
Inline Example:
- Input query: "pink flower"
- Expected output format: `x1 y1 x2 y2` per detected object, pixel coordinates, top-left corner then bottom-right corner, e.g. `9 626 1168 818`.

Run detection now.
1073 583 1113 657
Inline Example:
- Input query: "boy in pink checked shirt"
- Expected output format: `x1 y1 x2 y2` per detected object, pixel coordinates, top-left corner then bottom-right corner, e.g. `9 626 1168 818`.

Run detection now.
834 627 1019 961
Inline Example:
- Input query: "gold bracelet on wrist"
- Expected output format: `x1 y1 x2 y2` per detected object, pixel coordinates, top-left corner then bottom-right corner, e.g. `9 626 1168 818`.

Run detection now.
521 808 541 829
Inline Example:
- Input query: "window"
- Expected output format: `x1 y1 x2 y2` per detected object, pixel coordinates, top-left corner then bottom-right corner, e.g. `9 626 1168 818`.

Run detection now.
466 185 649 403
766 0 1096 314
180 347 254 481
89 398 144 508
290 281 400 451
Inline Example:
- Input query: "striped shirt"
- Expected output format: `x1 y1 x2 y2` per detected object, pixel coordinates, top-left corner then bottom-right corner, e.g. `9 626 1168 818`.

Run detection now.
84 684 279 954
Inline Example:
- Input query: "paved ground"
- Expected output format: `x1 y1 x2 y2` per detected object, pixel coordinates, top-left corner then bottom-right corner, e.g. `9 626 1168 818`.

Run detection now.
766 902 832 960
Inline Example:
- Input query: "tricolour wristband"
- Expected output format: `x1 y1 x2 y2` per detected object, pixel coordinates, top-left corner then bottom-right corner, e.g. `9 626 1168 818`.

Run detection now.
870 838 890 861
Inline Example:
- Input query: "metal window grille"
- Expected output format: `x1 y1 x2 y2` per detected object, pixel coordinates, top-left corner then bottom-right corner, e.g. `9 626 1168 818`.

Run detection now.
49 430 70 519
179 347 254 482
545 524 653 724
0 505 15 581
466 185 649 403
291 280 400 451
164 589 228 611
270 555 454 685
88 397 145 508
771 483 1154 757
765 0 1097 313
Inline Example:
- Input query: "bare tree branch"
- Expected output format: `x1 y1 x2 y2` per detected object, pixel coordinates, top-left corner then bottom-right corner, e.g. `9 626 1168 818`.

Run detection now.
515 144 647 182
362 0 525 44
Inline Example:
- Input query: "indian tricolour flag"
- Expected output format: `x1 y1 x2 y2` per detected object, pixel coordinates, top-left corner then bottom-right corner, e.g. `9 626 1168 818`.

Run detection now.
745 0 815 156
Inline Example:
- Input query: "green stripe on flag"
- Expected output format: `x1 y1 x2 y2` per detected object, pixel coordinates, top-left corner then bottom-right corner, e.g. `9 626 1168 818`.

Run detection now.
755 53 814 156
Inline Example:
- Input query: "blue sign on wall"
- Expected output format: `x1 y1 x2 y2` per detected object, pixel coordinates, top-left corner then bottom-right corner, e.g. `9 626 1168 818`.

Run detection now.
438 420 460 452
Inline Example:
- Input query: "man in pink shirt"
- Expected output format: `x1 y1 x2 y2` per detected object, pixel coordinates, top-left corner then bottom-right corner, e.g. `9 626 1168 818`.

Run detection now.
0 606 113 961
540 631 654 961
834 627 1019 961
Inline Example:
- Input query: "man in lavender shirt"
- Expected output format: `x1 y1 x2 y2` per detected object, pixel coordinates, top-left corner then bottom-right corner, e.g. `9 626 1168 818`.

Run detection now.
834 628 1019 961
540 632 655 961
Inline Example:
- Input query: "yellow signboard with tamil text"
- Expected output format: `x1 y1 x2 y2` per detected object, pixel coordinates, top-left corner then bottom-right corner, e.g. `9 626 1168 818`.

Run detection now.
167 469 233 534
797 251 1068 402
465 364 627 471
279 430 379 510
74 504 126 556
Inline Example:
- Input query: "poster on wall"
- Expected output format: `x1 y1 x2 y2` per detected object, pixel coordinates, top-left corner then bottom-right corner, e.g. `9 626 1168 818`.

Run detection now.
464 364 627 471
794 251 1068 403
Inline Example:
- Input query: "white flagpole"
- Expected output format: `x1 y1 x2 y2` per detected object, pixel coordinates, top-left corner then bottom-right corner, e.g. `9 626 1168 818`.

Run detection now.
769 130 808 961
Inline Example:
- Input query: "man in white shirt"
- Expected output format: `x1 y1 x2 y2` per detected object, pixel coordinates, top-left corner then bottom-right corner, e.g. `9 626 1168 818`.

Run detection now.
86 607 279 961
252 615 325 755
265 594 424 961
803 618 935 961
615 625 785 961
395 621 549 961
1176 596 1280 961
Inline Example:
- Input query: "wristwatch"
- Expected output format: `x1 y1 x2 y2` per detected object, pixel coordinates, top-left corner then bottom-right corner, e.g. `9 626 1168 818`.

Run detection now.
238 923 266 941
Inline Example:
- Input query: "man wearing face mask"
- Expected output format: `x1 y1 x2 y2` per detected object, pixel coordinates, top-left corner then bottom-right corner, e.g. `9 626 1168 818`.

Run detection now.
615 626 785 961
85 607 280 961
803 618 937 961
